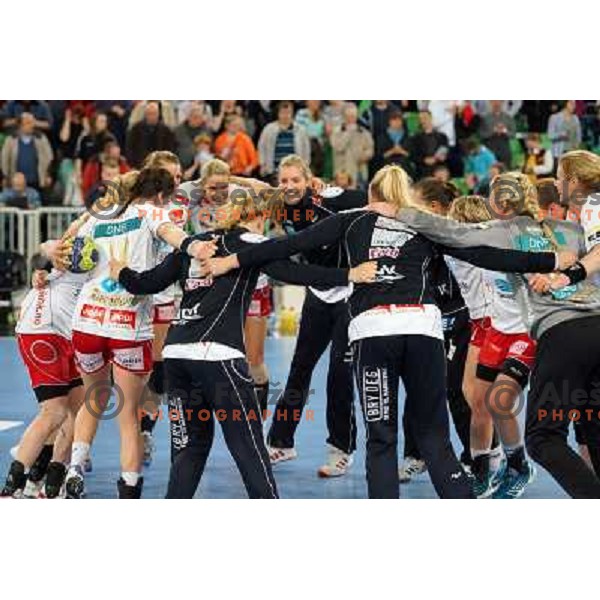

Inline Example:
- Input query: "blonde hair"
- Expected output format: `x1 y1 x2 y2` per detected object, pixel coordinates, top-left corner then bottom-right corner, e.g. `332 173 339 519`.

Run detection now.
449 195 492 223
214 189 265 230
490 171 540 221
94 170 140 212
491 171 560 249
142 150 180 169
278 154 312 181
369 164 413 211
200 158 230 183
559 150 600 192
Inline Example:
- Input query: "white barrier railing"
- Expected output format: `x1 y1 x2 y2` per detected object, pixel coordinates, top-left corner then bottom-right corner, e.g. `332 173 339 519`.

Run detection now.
0 207 84 277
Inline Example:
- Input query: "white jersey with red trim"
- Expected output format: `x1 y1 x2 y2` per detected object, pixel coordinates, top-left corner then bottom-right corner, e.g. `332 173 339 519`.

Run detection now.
445 257 492 320
152 202 189 306
484 270 528 334
72 202 175 341
16 270 90 339
579 194 600 251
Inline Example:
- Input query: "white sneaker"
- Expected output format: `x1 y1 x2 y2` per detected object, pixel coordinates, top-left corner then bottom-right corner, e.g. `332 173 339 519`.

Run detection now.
317 445 353 478
267 446 298 465
23 477 45 499
142 432 155 467
398 457 427 483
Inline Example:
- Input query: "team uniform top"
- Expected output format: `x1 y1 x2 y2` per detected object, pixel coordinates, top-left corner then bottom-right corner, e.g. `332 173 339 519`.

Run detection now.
233 208 558 344
397 209 600 340
117 227 351 360
72 202 174 341
484 270 529 334
445 257 492 321
281 186 366 303
152 201 189 306
16 270 91 339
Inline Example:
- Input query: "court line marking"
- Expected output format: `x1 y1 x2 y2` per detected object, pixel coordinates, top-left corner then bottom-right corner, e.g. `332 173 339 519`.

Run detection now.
0 420 24 433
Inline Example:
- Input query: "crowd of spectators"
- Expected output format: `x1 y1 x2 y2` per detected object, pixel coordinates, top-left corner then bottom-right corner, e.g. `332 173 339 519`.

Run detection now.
1 99 599 209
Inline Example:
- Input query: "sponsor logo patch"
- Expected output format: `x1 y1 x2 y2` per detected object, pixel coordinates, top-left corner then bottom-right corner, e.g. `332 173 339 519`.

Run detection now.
80 304 106 325
362 367 390 422
75 351 104 373
109 310 136 329
112 346 144 371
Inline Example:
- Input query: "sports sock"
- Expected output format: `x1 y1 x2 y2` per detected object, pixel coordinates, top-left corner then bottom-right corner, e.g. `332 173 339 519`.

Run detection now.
121 471 140 487
29 444 54 482
141 413 158 434
489 445 504 472
71 442 90 468
504 444 526 471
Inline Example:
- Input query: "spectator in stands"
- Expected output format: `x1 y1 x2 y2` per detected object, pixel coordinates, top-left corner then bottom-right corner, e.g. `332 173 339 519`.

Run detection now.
214 115 259 176
547 100 582 161
125 101 176 168
183 133 214 181
475 161 505 196
0 172 41 208
2 101 53 134
84 157 122 207
258 101 310 182
82 139 129 197
371 109 414 177
211 100 245 135
76 112 115 168
521 101 558 133
94 101 133 147
56 105 88 201
409 110 449 178
323 100 348 134
334 170 354 190
1 112 53 192
175 101 213 125
464 137 497 191
523 133 554 182
330 103 374 189
295 100 327 176
479 100 515 168
432 164 451 183
246 101 273 142
361 100 400 141
174 103 212 168
128 100 177 130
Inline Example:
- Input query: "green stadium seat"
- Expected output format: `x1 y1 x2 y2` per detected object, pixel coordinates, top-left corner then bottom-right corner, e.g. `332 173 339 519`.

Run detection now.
510 138 525 169
404 112 420 136
451 177 470 196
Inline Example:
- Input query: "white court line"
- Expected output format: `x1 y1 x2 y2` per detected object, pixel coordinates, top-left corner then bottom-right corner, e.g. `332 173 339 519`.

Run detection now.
0 421 23 433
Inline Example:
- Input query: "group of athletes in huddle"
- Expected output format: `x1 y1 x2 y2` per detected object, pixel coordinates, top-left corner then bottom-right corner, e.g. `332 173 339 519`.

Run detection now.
2 146 600 499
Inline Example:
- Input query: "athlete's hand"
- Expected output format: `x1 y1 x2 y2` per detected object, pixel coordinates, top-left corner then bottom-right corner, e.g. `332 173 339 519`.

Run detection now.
366 202 397 218
188 239 217 261
310 177 326 194
556 250 578 270
349 261 378 284
108 257 127 281
32 269 48 289
41 239 70 271
199 254 239 278
528 273 552 294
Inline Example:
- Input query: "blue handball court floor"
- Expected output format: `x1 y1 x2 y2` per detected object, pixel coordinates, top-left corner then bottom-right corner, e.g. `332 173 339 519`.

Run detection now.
0 337 568 499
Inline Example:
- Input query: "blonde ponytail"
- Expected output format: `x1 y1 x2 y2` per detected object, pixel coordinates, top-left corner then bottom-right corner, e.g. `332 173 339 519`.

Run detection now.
369 164 413 211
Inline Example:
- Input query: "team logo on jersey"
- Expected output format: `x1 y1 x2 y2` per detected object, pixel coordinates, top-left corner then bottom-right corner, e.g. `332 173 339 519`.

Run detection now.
369 247 400 259
80 304 106 325
185 277 213 290
362 367 390 422
515 233 551 252
32 288 49 327
375 264 404 282
587 227 600 245
93 217 142 239
320 186 344 199
550 284 578 301
494 278 514 295
240 232 269 244
371 227 413 248
108 309 136 329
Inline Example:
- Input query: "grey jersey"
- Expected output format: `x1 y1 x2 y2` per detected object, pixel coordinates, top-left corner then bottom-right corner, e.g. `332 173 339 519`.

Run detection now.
398 208 600 340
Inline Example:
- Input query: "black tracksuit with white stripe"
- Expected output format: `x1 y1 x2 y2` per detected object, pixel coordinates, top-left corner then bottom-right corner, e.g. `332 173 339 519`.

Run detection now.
235 208 558 498
403 255 473 465
267 188 367 455
118 226 350 499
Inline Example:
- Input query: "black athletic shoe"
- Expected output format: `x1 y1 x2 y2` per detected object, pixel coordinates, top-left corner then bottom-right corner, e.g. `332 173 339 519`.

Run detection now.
117 477 144 499
44 462 67 499
1 461 27 498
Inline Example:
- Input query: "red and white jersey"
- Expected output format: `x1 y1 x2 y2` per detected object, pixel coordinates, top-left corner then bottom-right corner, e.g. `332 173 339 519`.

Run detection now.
484 270 527 334
445 257 493 320
16 270 90 339
72 202 175 341
152 202 188 306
